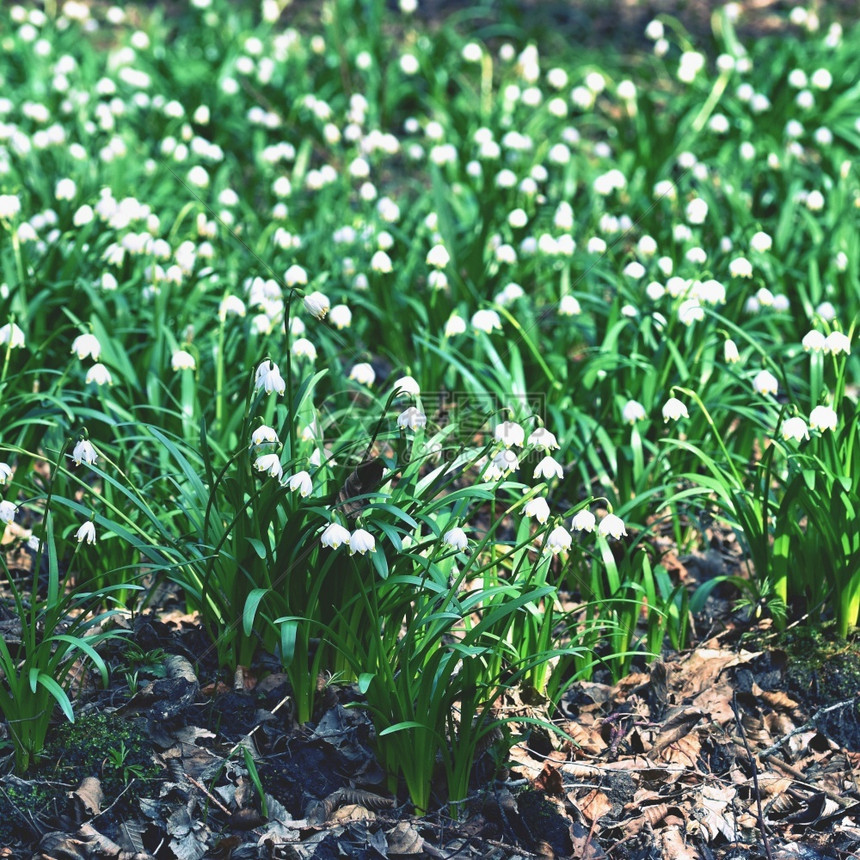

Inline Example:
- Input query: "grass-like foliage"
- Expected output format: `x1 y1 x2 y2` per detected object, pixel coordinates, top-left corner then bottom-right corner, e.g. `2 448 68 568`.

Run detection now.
0 0 858 811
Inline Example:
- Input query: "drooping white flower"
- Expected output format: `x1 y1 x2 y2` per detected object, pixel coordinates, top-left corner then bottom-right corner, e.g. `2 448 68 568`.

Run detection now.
471 309 502 334
292 338 317 360
443 527 468 551
0 500 17 524
598 513 627 539
571 509 596 532
254 360 286 395
349 528 376 555
85 363 112 386
824 331 851 355
426 244 450 268
397 406 427 431
528 427 559 451
533 456 563 480
546 525 572 553
72 334 102 361
0 463 11 485
781 417 809 442
662 397 689 422
0 323 26 349
75 520 97 544
802 330 826 352
286 265 309 287
622 400 647 424
753 369 779 396
444 314 467 337
729 257 753 278
288 470 313 497
809 405 837 432
254 453 284 480
250 425 279 447
524 496 551 524
489 449 519 477
558 295 582 316
676 296 706 327
724 339 740 364
219 295 246 318
329 304 352 329
685 197 708 225
349 362 376 386
495 421 524 448
749 231 773 253
303 290 330 319
171 349 196 371
72 439 98 466
392 375 420 396
321 521 351 549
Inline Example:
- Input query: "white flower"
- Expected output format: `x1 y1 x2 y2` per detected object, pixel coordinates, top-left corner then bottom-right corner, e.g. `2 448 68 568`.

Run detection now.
0 323 26 349
471 309 502 333
524 497 551 524
171 349 196 371
292 338 317 360
662 397 689 422
753 369 779 396
729 257 753 278
545 525 572 553
495 421 524 448
678 299 704 326
349 362 376 386
810 68 832 90
528 427 559 451
254 453 284 480
397 406 427 431
533 456 563 480
623 261 646 280
558 295 581 316
288 470 313 497
0 500 17 524
328 304 352 330
444 527 468 550
724 339 740 364
75 520 97 544
0 195 22 219
489 449 519 478
85 363 112 386
0 463 11 485
571 509 596 532
349 528 376 555
781 417 809 443
598 513 627 539
685 198 708 225
303 290 330 319
750 231 773 253
622 400 647 424
285 265 308 286
824 331 851 355
321 522 351 549
72 439 98 466
426 244 450 268
251 425 279 447
370 250 392 273
802 330 826 352
391 375 419 397
219 295 246 318
254 360 286 396
809 405 837 432
444 314 467 337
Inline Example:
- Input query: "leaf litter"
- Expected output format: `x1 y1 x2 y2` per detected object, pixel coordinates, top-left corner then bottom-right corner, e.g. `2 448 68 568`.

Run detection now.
0 604 857 860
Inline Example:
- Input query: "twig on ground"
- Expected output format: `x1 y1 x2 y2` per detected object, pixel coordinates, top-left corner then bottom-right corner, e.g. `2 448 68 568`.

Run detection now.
732 693 774 860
